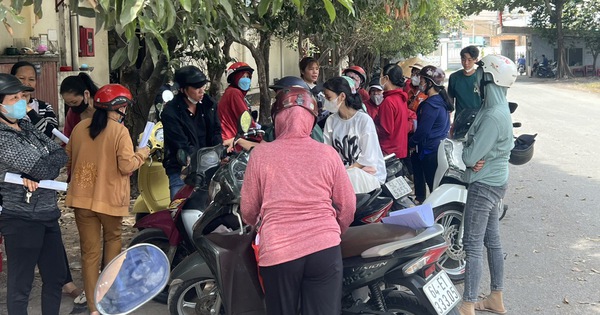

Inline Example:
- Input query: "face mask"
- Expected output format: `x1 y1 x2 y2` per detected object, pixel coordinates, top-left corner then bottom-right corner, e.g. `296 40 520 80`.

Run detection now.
411 76 420 87
71 98 89 114
187 96 200 105
1 99 28 120
419 83 428 93
238 77 251 91
464 66 476 73
323 97 341 113
371 94 383 106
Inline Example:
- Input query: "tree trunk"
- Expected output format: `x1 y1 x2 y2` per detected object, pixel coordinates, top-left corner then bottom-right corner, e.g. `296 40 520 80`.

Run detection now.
555 0 572 79
592 52 598 74
207 36 233 101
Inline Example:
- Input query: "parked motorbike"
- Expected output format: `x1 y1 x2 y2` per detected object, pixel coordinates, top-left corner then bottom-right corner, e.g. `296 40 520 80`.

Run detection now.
536 62 557 78
517 64 526 76
167 112 460 315
381 154 416 210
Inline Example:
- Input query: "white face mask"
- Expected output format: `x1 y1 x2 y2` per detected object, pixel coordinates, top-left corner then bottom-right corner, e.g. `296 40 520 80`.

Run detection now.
411 75 420 87
464 66 476 73
323 97 341 113
371 94 384 106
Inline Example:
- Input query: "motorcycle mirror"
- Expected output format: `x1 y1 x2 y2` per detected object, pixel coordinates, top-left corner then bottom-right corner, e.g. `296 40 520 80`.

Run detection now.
513 122 522 128
94 244 169 315
162 90 174 103
239 111 253 133
177 149 190 167
508 102 518 114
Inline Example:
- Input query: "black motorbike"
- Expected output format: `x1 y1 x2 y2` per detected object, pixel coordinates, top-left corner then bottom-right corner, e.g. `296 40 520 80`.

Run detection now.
536 62 557 78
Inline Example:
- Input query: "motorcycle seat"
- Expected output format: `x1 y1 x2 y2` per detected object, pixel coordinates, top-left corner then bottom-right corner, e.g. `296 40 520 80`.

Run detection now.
340 224 417 259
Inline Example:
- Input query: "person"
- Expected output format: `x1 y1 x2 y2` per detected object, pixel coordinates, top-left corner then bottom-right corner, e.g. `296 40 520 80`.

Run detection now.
323 76 386 193
10 61 84 301
342 65 370 105
364 84 383 120
408 66 453 204
10 61 58 138
448 45 482 139
406 63 428 113
218 62 261 151
59 73 99 138
517 55 526 67
457 54 517 315
0 73 68 315
541 54 549 68
375 63 413 162
240 87 356 315
530 58 539 77
65 84 150 315
299 57 329 127
162 66 222 199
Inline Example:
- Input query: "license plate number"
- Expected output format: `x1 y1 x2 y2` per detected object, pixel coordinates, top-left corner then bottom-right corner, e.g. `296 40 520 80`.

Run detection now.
423 271 461 315
385 176 411 200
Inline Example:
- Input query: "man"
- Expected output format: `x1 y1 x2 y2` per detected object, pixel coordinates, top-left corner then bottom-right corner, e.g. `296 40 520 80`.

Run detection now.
517 55 526 67
448 45 482 139
364 84 383 120
541 54 549 68
162 66 222 199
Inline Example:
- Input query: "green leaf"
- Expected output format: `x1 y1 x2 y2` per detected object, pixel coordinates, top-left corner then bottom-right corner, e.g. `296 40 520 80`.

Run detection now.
127 35 140 65
271 0 283 15
10 0 25 13
336 0 354 16
220 0 233 18
33 0 42 18
121 0 144 26
164 0 176 32
95 7 105 31
323 0 336 22
179 0 192 12
98 0 110 11
111 46 128 70
77 7 96 18
258 0 270 17
145 37 160 65
124 21 136 40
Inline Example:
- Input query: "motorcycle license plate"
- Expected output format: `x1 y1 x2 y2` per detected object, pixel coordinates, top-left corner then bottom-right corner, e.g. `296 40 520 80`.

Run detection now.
423 271 461 315
384 176 411 200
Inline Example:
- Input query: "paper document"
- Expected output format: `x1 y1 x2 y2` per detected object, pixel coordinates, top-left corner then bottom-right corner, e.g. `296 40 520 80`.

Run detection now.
382 204 434 229
52 128 69 144
3 172 68 191
138 122 155 148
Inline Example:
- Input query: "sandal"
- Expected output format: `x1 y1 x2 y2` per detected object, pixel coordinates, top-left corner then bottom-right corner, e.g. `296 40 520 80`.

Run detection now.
63 287 84 299
74 291 87 305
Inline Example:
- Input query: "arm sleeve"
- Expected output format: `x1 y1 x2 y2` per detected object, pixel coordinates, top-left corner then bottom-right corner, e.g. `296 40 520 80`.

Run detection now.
211 104 223 145
330 157 356 234
27 102 58 138
376 102 396 137
116 129 146 174
356 118 383 168
162 108 194 155
462 116 500 167
409 104 435 148
322 117 333 146
240 151 262 226
63 110 78 138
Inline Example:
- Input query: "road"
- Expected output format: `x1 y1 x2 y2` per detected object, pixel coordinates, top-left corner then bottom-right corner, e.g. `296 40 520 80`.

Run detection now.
2 76 599 314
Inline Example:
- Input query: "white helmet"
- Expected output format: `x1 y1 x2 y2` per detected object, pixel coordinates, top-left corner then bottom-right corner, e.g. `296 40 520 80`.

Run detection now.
479 54 518 88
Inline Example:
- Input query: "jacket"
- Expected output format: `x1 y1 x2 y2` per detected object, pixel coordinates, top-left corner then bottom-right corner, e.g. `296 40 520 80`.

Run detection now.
0 120 67 221
66 119 146 216
241 106 356 267
462 75 514 186
218 86 259 141
162 94 222 176
375 88 411 158
409 94 450 159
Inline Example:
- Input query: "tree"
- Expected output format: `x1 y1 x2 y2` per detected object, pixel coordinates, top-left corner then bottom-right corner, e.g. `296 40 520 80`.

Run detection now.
569 0 600 73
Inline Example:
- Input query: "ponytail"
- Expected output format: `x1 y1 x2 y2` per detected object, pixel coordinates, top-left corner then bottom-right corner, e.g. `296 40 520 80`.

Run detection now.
435 86 454 112
89 109 108 139
60 72 99 97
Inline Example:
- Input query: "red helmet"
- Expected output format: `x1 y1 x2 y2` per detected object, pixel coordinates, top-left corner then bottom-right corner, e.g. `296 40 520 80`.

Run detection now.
94 84 133 111
271 87 318 125
226 62 254 83
342 65 367 84
419 66 446 87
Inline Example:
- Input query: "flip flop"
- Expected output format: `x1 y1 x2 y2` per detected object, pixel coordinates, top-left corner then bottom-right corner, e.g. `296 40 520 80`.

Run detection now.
63 287 84 299
474 300 507 314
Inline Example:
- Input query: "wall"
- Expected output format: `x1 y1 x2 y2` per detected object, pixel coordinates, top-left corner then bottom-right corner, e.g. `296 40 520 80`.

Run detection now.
530 35 597 67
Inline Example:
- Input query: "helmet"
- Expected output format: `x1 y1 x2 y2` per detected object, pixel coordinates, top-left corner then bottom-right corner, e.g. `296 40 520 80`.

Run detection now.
509 134 536 165
269 76 311 91
479 54 518 88
0 73 34 95
271 87 318 125
226 62 254 84
342 66 367 84
174 66 207 89
419 65 445 87
409 63 424 71
94 84 133 110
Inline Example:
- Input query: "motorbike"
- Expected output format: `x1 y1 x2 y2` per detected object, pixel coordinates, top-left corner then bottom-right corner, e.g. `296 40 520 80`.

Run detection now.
381 154 416 210
167 112 460 315
94 243 170 314
536 62 557 78
517 64 526 76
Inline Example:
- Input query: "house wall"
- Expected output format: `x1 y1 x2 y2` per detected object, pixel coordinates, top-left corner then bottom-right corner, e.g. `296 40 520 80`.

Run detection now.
530 35 597 67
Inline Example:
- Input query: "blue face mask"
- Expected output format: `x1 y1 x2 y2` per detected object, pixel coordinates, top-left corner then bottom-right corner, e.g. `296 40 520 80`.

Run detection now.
1 99 28 120
238 77 251 91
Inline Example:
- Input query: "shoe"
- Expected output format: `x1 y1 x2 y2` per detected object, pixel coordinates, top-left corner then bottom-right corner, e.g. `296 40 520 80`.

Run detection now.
63 287 84 299
474 291 507 314
74 291 87 305
458 301 475 315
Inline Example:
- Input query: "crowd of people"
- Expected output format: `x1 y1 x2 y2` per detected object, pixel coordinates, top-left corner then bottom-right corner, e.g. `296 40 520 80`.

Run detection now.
0 44 517 315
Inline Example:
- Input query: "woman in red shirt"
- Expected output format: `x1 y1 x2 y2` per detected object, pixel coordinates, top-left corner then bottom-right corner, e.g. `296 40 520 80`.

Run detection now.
59 73 99 138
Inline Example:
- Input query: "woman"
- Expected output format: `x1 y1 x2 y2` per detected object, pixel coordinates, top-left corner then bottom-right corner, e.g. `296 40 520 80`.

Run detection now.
376 64 415 164
65 84 150 314
241 87 355 315
458 55 517 315
218 62 260 151
59 72 99 138
408 66 453 204
0 73 68 314
299 56 319 88
10 61 58 138
322 76 386 193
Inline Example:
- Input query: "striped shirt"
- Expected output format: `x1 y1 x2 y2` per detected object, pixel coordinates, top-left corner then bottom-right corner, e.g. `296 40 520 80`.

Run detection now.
23 98 59 138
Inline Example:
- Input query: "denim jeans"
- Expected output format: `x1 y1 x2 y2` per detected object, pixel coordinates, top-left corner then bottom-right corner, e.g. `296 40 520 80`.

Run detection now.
168 172 185 201
462 181 507 302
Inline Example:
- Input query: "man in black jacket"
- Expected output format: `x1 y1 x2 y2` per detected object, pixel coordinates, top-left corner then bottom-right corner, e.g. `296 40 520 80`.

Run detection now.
162 66 222 199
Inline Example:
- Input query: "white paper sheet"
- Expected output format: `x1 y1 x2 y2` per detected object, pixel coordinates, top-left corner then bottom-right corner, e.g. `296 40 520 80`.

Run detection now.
52 128 69 144
3 172 68 191
138 122 155 148
382 203 434 229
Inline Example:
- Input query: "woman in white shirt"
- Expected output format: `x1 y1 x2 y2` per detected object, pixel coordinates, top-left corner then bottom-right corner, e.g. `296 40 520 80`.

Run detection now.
322 76 386 193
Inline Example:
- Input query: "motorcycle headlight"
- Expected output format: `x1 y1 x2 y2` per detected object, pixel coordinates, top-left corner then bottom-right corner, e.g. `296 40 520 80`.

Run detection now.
154 127 164 144
208 180 221 202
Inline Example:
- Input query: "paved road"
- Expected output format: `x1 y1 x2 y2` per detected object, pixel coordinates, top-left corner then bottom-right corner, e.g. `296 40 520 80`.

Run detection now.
3 76 599 314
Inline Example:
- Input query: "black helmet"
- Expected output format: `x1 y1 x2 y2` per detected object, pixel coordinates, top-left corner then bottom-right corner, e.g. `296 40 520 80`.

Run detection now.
269 76 311 92
419 66 446 87
509 134 536 165
0 73 34 95
174 66 207 89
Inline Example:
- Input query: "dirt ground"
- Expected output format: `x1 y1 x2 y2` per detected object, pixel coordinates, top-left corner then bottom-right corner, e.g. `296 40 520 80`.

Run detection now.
0 170 142 315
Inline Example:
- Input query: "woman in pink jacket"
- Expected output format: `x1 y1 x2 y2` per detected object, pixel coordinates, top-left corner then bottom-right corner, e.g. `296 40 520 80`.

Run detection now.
241 87 356 315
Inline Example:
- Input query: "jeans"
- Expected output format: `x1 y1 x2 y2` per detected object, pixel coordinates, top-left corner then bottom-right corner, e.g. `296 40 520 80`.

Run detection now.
462 182 507 302
168 173 185 201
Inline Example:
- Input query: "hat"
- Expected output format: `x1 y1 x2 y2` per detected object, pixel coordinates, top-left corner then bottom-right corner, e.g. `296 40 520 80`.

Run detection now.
0 73 35 95
369 84 383 91
409 63 424 70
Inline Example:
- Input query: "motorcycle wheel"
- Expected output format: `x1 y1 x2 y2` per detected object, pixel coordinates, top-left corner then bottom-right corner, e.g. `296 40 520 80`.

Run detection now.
386 291 432 314
433 204 466 283
128 228 192 304
168 277 222 315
